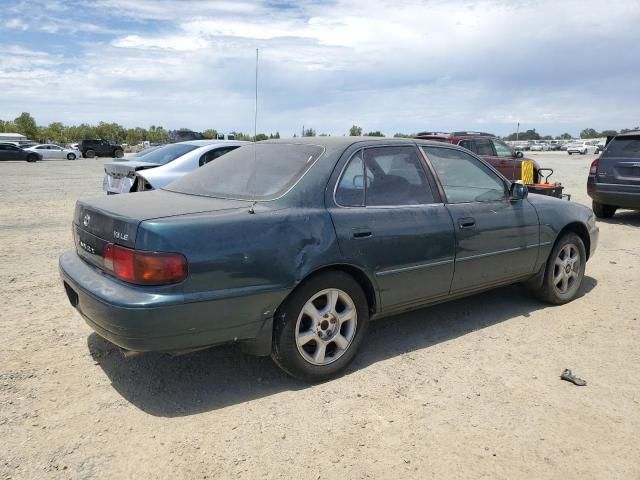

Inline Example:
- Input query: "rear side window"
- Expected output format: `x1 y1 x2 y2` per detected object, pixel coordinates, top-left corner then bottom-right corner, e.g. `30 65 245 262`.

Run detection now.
199 146 239 166
474 139 495 156
335 146 435 206
422 147 506 203
139 144 199 165
604 137 640 158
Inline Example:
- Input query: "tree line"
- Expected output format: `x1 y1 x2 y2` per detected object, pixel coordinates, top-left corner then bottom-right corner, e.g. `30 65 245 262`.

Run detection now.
0 112 280 145
2 113 636 145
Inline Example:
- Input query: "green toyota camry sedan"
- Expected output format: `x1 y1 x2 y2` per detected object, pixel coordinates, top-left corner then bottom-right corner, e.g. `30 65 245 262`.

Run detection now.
60 137 598 381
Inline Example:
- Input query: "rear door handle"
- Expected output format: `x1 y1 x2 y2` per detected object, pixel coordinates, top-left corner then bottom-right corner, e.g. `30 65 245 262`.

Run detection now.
458 217 476 229
352 228 372 238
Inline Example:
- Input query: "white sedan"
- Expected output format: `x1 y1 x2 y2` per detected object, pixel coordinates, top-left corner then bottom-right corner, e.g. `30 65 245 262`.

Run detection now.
25 144 81 160
566 142 593 155
103 140 249 194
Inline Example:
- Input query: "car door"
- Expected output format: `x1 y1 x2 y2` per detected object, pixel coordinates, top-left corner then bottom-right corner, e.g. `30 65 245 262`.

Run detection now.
328 144 456 310
421 145 539 294
50 145 64 159
0 144 10 161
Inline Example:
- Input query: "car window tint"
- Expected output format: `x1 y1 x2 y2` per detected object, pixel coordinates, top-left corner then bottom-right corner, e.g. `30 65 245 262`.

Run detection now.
363 146 434 206
335 150 365 206
474 139 495 156
492 139 514 158
458 140 473 152
603 137 640 158
199 146 239 167
422 147 506 203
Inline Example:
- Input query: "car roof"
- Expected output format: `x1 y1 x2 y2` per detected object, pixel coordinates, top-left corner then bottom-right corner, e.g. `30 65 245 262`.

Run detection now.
178 140 250 147
255 136 457 150
615 130 640 137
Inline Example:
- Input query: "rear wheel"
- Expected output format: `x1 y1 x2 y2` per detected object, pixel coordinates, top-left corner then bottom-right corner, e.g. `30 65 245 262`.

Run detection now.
85 149 96 158
26 154 38 163
271 271 369 381
532 232 586 305
568 152 572 155
114 149 124 158
592 201 616 219
67 153 76 160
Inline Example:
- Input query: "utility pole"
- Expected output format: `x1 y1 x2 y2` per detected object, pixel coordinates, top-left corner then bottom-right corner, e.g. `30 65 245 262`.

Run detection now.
516 122 520 141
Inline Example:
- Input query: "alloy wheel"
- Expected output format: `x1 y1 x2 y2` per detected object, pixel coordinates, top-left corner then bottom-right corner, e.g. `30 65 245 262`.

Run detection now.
295 288 357 366
553 243 581 295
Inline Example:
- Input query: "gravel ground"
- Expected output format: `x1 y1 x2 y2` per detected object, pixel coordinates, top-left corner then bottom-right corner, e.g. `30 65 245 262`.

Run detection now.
1 152 639 479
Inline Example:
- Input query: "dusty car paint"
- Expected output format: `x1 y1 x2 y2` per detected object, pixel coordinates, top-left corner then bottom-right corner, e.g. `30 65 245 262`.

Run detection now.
60 137 598 357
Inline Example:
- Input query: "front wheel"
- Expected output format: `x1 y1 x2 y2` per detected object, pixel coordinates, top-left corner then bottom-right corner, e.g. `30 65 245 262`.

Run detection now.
568 151 572 155
67 153 76 160
26 154 38 163
592 201 616 218
532 232 586 305
271 271 369 381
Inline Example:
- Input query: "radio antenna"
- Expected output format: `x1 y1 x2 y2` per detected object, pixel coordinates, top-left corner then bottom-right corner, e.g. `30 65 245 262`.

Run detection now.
254 48 259 141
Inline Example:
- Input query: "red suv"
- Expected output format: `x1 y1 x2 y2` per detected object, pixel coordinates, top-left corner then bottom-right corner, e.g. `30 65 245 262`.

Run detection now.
415 131 540 183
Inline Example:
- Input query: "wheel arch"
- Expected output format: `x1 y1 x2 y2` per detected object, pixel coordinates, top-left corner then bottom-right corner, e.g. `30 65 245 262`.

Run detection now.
558 221 591 260
293 264 379 315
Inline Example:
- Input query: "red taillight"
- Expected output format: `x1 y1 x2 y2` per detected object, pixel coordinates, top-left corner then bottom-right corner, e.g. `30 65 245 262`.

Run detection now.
103 244 187 285
589 158 599 175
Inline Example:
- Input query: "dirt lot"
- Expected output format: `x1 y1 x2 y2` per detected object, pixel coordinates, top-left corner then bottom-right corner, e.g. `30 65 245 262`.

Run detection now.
1 152 639 479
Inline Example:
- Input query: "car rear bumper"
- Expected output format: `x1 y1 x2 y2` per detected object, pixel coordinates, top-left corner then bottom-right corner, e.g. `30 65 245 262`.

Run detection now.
59 250 283 353
587 179 640 210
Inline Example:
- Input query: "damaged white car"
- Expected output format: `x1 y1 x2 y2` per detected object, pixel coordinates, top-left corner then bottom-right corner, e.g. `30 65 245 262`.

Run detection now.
103 140 248 194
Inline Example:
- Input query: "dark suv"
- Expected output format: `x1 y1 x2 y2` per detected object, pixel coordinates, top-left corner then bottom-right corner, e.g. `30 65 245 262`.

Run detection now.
414 131 540 182
587 131 640 218
79 139 124 159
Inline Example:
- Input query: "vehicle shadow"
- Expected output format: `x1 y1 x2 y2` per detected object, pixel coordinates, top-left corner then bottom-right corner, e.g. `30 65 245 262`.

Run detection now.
597 210 640 227
88 277 597 417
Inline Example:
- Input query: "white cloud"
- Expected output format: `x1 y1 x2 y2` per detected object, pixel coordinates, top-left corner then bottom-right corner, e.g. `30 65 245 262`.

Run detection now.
2 0 640 136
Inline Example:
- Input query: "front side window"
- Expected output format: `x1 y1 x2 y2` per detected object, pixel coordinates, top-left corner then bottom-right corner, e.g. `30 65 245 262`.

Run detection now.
492 139 514 158
422 147 506 203
137 144 199 165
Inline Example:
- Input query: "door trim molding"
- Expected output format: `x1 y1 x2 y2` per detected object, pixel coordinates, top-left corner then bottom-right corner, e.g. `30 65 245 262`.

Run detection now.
376 258 454 277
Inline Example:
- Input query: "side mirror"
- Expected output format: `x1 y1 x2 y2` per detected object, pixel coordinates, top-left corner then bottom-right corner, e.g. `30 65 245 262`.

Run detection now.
515 151 524 158
510 182 528 200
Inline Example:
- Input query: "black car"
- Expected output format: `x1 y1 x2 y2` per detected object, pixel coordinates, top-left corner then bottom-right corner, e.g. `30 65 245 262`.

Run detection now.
588 131 640 218
79 139 124 159
0 143 41 162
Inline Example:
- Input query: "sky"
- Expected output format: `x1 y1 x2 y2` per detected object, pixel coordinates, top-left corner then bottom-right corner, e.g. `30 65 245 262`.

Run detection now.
1 0 639 137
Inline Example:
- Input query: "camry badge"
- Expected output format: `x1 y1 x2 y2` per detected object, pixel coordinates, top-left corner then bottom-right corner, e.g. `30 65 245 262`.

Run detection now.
83 214 91 227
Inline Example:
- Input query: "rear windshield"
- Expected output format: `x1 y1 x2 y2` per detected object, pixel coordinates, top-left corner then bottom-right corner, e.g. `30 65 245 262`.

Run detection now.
138 144 198 165
604 137 640 158
165 143 324 200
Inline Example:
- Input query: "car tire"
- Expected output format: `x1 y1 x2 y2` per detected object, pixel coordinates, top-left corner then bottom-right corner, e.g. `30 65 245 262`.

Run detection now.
568 152 572 155
532 232 586 305
592 201 616 219
26 154 38 163
67 153 76 160
85 149 96 158
271 271 369 382
114 149 124 158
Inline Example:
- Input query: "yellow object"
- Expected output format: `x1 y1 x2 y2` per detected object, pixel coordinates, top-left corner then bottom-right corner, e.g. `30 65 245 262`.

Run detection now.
521 160 534 184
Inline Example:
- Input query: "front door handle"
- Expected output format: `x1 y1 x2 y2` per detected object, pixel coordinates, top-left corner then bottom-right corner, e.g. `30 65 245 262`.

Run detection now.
352 228 372 239
458 217 476 229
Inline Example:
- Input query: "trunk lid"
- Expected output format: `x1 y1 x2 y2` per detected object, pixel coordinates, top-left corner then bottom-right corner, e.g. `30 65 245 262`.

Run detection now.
73 190 252 269
103 160 159 194
597 135 640 185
